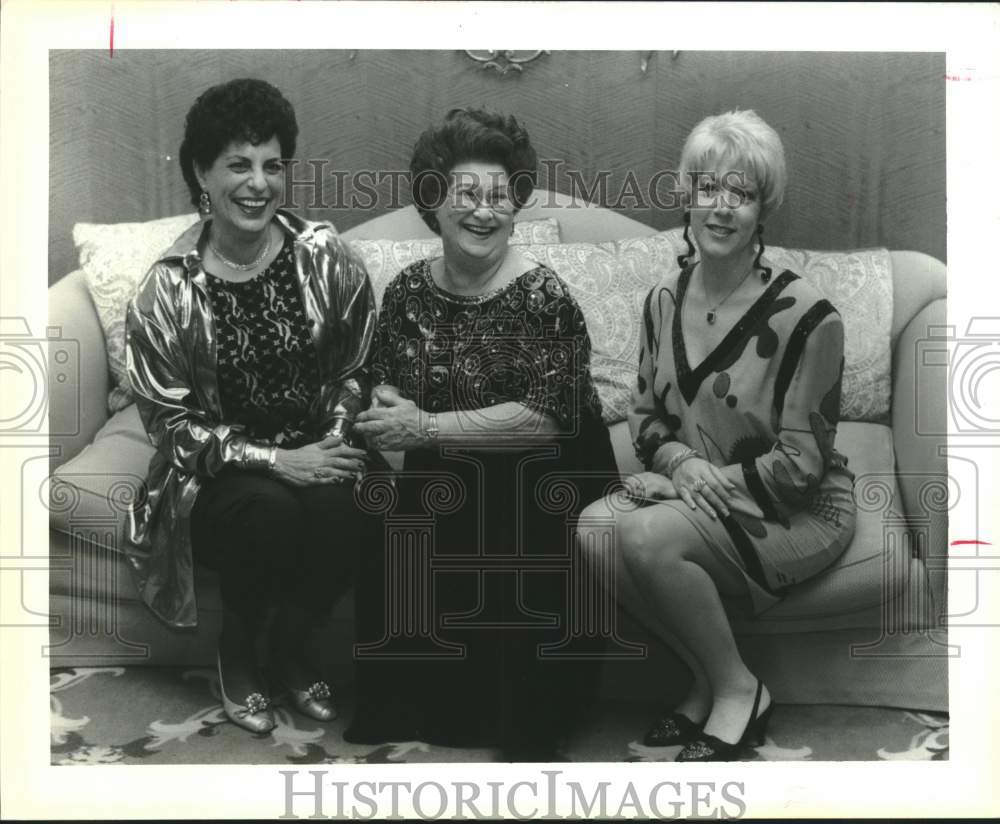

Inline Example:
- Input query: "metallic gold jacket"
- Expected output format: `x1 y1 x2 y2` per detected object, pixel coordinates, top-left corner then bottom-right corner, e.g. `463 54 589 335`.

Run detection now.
124 210 376 627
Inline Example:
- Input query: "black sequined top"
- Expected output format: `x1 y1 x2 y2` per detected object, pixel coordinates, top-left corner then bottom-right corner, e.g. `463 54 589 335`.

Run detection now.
370 259 605 427
203 238 320 447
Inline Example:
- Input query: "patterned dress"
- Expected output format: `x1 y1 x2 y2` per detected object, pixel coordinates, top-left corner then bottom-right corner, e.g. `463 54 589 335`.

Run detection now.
630 265 857 615
203 238 320 445
345 259 616 751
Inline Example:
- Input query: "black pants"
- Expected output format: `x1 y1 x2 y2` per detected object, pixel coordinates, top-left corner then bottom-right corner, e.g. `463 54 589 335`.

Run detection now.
190 469 374 628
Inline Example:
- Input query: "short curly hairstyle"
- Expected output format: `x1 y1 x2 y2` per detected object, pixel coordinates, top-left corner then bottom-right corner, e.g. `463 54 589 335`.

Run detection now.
678 109 787 221
410 108 537 234
179 78 299 208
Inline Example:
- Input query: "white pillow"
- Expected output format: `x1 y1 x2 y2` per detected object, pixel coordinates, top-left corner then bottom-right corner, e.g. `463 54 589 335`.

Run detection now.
74 214 561 413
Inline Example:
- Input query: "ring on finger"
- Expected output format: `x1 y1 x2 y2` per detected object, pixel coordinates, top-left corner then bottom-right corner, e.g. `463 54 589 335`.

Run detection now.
693 479 707 491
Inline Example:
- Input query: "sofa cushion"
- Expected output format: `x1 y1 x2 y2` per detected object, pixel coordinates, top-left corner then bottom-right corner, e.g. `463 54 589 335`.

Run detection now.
49 404 154 552
74 215 561 414
520 239 671 423
729 420 910 632
75 213 201 414
348 217 561 307
607 418 908 632
760 243 894 424
597 230 894 424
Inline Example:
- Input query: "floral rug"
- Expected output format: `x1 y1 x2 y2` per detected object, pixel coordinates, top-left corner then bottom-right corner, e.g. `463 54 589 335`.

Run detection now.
51 667 948 765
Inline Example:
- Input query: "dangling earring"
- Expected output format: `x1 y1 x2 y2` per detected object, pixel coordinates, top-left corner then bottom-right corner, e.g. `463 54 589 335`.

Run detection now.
678 211 696 269
754 224 772 283
199 191 212 216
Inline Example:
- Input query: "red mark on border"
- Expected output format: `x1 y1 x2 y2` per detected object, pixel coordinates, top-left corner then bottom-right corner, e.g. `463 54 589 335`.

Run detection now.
109 7 115 59
951 540 991 546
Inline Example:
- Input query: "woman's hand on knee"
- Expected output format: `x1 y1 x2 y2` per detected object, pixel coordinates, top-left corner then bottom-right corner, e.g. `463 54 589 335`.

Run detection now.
270 437 368 487
671 458 736 520
623 472 677 502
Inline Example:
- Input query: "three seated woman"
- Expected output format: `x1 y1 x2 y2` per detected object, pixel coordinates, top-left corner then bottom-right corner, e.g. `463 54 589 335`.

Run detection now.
126 79 855 760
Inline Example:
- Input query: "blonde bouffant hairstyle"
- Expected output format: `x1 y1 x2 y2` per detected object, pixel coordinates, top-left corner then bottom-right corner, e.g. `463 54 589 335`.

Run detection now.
678 109 787 221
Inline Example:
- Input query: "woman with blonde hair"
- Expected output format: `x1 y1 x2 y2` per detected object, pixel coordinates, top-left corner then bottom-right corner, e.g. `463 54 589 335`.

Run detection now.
578 109 856 761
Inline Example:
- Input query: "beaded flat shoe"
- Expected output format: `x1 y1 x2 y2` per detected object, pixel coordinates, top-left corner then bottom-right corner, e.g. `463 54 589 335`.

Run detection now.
217 654 275 734
643 711 705 747
675 680 773 762
284 679 337 722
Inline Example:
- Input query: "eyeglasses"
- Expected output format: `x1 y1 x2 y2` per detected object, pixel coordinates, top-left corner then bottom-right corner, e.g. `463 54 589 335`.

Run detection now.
447 188 515 214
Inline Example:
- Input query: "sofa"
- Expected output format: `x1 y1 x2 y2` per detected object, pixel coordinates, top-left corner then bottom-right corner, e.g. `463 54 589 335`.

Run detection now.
48 191 949 711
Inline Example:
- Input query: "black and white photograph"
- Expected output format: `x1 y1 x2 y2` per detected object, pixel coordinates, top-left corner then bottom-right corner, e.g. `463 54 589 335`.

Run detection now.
1 1 998 820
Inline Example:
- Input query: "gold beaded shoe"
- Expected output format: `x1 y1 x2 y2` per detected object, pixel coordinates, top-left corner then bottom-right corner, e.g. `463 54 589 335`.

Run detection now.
217 654 275 734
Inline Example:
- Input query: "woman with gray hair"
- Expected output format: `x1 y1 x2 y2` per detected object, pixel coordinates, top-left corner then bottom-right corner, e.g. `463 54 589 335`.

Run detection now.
578 110 856 761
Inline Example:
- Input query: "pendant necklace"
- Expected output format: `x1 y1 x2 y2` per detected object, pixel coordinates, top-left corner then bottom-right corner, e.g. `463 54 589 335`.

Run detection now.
210 232 271 272
702 263 755 325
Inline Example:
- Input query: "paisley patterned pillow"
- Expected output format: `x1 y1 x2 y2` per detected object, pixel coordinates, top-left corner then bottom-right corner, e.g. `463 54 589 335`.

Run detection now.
74 213 202 413
73 215 561 413
518 230 893 425
348 218 561 308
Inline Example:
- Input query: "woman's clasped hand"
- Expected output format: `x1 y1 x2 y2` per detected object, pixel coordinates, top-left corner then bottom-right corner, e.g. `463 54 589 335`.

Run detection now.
353 385 428 451
269 436 368 486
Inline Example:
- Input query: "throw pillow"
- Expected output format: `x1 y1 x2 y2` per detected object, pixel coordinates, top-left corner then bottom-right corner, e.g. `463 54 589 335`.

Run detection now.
521 229 892 425
74 215 561 413
348 217 561 308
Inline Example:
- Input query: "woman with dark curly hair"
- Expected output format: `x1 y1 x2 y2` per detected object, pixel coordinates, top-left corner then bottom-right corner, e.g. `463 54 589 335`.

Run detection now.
125 78 377 734
346 108 617 760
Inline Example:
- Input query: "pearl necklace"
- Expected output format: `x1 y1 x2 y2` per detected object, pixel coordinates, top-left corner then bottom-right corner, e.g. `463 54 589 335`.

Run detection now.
702 263 755 324
209 233 271 272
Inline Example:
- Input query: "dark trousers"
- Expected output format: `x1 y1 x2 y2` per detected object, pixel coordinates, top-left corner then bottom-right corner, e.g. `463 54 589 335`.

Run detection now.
190 469 373 628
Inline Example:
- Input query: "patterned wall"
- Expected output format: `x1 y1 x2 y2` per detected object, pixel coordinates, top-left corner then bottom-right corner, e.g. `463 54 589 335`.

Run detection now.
49 50 945 284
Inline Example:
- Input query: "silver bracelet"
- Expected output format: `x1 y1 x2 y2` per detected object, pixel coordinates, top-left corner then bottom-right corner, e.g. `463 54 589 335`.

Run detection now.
424 412 439 443
665 447 700 478
266 444 278 474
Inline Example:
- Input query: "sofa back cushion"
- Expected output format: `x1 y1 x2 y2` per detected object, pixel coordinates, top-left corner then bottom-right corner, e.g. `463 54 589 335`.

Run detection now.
74 214 891 424
517 230 893 424
73 215 560 414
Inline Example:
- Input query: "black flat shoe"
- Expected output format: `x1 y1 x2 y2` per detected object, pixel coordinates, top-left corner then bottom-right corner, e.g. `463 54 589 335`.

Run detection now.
643 711 705 747
676 680 773 762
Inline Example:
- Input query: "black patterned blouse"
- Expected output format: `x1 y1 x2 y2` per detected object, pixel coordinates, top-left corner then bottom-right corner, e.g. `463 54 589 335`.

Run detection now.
203 238 320 447
370 259 605 427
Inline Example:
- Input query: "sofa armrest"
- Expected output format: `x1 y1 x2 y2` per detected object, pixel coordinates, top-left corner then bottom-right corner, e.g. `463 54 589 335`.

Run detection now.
889 250 947 342
891 296 948 616
48 270 110 473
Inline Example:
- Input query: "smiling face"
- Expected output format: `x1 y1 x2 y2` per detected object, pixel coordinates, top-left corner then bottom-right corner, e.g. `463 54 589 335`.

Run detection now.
195 137 285 243
435 161 515 270
688 165 762 265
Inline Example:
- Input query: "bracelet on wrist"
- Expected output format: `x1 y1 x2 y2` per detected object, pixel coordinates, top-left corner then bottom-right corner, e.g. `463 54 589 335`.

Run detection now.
665 447 700 478
266 444 278 474
423 412 439 444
